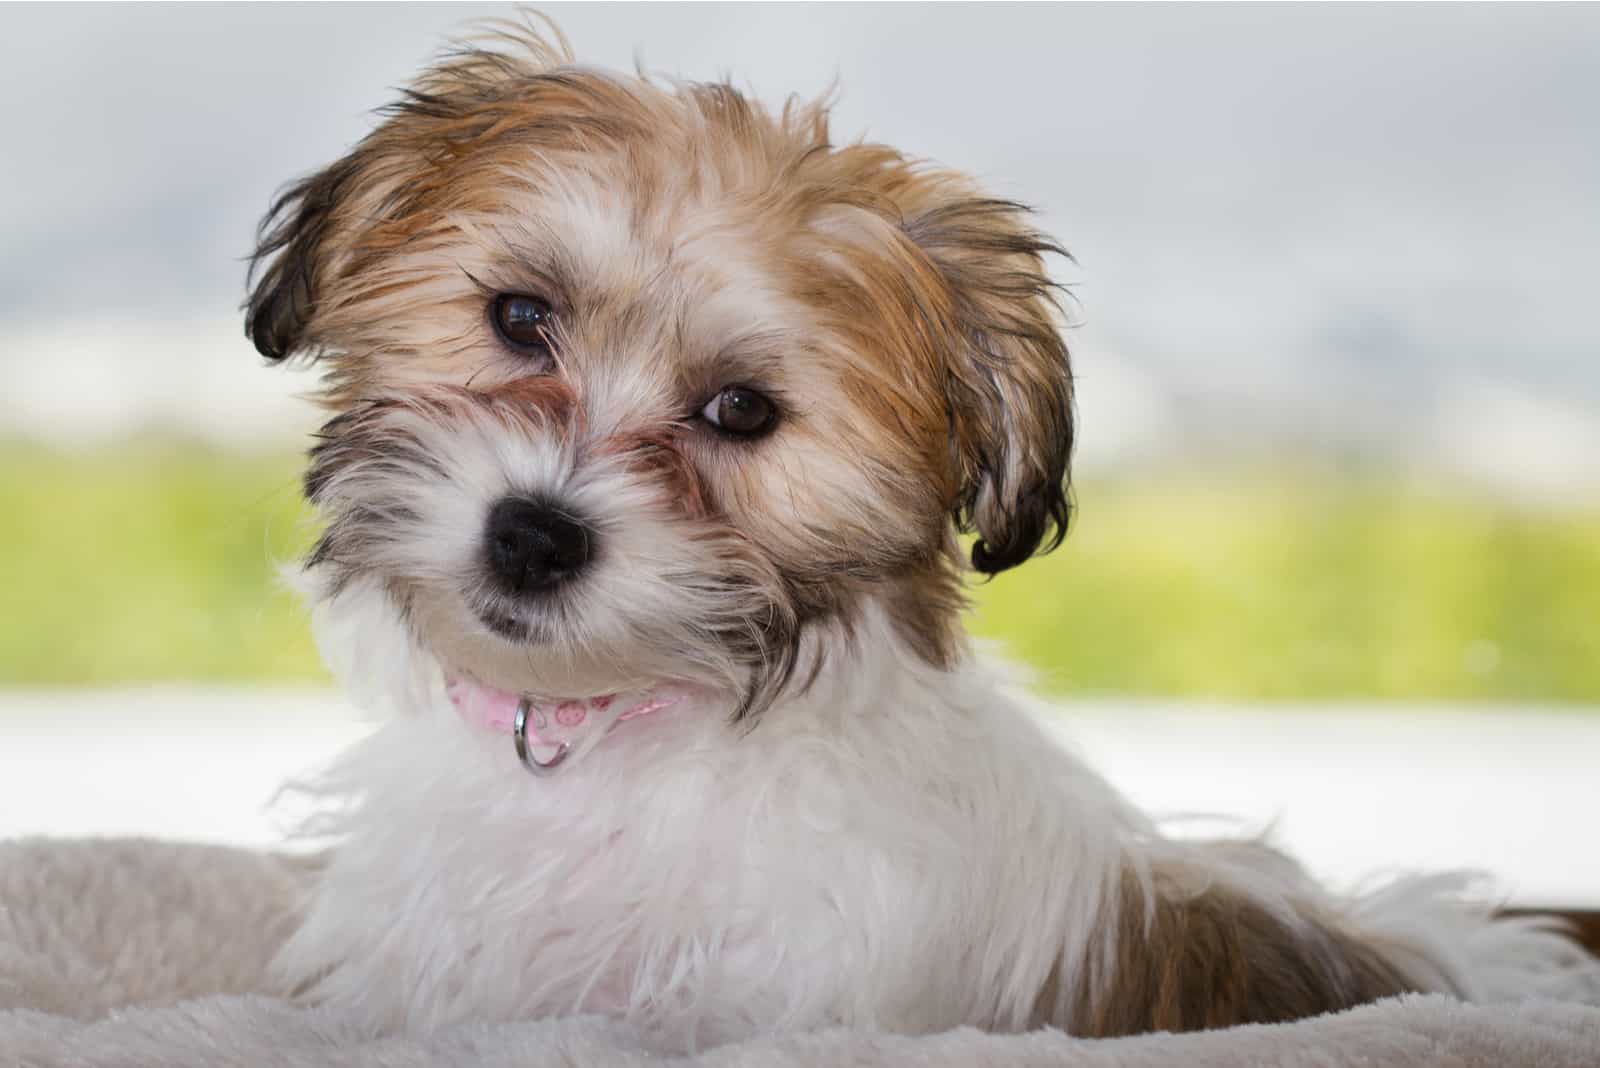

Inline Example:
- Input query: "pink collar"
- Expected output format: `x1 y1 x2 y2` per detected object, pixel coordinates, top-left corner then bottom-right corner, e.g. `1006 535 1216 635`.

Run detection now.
447 678 681 776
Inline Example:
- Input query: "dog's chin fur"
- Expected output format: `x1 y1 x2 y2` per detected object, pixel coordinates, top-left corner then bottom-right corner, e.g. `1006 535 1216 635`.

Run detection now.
254 20 1600 1054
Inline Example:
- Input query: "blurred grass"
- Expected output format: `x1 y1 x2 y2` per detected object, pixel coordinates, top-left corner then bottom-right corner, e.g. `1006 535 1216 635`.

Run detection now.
0 442 321 684
2 442 1598 701
971 471 1600 702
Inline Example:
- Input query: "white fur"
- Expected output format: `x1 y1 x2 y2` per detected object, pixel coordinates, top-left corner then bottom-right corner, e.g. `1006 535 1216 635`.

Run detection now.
277 589 1599 1053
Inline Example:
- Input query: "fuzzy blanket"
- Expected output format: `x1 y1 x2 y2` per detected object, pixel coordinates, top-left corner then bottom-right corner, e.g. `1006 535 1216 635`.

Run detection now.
3 839 1597 1067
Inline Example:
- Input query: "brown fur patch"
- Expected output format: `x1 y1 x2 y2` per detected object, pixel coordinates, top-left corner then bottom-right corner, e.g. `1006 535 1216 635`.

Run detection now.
881 555 965 668
1059 867 1420 1036
600 429 713 522
477 375 581 438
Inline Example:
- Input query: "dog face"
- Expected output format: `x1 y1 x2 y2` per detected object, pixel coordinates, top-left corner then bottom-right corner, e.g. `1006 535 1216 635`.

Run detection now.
247 26 1073 714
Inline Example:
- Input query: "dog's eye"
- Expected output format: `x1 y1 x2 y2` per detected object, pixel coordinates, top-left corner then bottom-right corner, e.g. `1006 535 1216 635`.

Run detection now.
491 294 554 354
699 386 777 437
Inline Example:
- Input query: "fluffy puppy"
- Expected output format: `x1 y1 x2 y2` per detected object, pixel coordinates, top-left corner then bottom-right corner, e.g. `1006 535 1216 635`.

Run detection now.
245 20 1597 1051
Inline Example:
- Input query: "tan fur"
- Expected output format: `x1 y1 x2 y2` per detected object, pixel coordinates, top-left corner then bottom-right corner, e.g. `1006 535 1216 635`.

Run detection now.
602 428 715 522
1055 865 1420 1036
247 22 1074 690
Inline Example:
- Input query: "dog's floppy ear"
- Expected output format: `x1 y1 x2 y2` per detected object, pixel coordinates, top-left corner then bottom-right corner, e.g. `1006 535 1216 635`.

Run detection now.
244 155 368 363
244 26 578 364
906 194 1075 575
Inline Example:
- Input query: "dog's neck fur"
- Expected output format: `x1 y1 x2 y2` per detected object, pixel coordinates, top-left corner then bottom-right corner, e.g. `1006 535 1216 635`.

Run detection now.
284 581 1128 1039
278 576 1594 1050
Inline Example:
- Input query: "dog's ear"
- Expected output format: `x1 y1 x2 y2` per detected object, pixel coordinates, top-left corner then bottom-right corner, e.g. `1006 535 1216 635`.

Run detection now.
905 194 1075 575
245 27 578 364
244 154 368 363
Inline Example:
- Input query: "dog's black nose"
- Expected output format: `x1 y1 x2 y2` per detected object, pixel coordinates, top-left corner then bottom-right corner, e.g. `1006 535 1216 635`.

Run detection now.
484 498 593 594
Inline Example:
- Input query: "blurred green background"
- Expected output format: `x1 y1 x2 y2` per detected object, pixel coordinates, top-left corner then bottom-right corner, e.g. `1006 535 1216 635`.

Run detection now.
6 441 1597 702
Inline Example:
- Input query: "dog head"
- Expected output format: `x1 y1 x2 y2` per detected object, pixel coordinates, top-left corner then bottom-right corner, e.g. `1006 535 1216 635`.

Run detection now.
247 23 1073 716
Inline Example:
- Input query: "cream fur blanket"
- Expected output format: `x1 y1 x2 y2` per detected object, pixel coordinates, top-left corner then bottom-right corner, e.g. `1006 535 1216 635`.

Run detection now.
3 838 1597 1067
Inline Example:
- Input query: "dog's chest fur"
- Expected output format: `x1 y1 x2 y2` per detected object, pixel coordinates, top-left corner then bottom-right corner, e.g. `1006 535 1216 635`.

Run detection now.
276 629 1131 1050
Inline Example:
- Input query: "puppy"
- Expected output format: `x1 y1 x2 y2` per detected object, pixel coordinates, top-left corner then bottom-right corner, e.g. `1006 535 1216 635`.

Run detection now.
245 20 1597 1051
